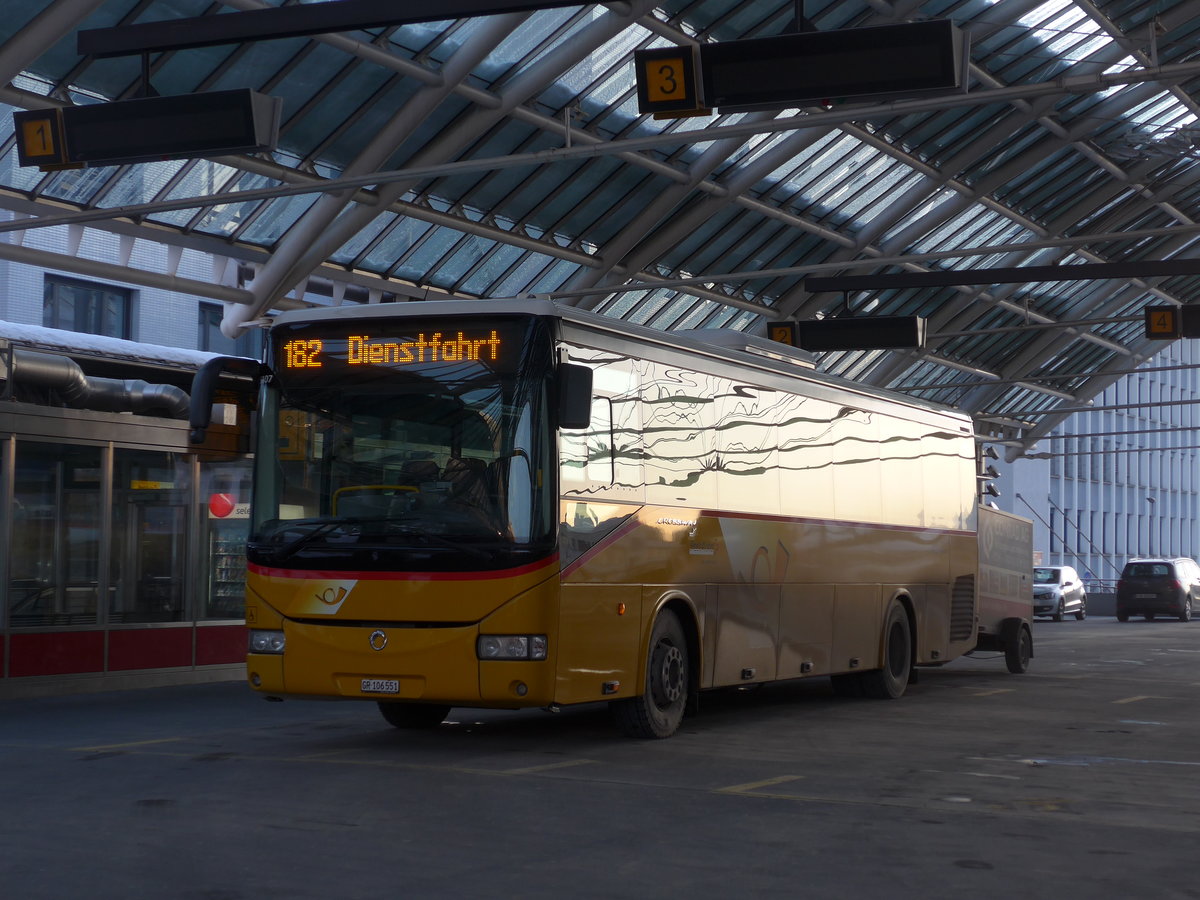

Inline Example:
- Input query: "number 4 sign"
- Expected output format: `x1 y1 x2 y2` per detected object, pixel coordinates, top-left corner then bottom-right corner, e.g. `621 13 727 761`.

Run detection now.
1144 306 1181 339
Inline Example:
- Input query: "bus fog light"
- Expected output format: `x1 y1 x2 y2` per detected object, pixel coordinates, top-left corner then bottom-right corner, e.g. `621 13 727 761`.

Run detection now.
477 635 547 660
249 629 285 654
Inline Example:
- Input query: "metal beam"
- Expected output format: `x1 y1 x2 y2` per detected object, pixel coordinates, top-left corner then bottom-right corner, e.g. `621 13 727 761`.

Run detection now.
0 0 108 85
0 240 254 305
982 397 1200 419
806 259 1200 292
77 0 588 57
1024 444 1200 457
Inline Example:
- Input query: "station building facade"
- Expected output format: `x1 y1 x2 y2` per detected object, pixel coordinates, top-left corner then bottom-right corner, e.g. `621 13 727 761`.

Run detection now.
0 223 257 698
1003 340 1200 586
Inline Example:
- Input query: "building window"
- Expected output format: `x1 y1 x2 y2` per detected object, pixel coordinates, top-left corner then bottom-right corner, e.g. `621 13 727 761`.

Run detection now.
109 449 191 624
43 275 131 338
9 441 104 627
201 459 253 619
199 303 262 358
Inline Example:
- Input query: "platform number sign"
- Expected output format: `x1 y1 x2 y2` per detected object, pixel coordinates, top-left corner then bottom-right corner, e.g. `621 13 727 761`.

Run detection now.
12 108 67 167
1144 305 1181 339
634 46 703 116
768 323 799 346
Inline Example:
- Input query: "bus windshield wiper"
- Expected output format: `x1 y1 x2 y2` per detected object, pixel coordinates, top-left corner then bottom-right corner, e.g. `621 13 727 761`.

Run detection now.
381 522 493 559
269 517 359 561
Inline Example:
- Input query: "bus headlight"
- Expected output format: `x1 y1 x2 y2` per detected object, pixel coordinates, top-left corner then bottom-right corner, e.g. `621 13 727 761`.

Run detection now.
249 629 286 654
477 634 547 661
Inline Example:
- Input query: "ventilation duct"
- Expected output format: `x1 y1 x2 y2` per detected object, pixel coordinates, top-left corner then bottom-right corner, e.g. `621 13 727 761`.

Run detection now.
7 347 190 419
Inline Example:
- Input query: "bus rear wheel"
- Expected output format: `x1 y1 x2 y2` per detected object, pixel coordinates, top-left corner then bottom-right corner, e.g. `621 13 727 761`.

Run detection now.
378 702 450 729
612 609 689 739
860 602 912 700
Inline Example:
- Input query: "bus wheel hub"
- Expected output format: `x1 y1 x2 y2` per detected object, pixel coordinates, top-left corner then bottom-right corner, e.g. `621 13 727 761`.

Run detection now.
651 643 683 707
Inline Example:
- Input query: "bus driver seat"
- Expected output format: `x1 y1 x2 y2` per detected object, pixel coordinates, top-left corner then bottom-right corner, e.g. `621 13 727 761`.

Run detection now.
441 457 490 509
398 458 440 488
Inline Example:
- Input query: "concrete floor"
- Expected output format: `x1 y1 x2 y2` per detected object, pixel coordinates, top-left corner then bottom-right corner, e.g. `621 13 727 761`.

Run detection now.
2 616 1197 899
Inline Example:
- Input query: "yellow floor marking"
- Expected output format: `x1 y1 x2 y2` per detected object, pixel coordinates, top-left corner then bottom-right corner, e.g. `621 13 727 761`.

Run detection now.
717 774 804 794
501 758 597 775
1113 695 1162 704
72 737 183 752
970 689 1014 697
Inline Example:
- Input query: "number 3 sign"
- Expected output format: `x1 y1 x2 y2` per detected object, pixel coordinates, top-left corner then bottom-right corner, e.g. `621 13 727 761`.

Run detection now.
634 46 702 116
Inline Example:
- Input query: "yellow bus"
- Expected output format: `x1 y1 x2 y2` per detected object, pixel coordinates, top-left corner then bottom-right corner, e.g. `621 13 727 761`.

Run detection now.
191 299 1032 738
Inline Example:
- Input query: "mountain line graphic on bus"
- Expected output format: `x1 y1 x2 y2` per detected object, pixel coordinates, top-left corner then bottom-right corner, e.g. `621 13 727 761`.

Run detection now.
563 354 972 529
188 299 1032 739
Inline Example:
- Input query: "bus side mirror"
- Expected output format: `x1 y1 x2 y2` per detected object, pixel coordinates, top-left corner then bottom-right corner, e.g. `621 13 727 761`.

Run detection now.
189 356 267 443
557 363 593 430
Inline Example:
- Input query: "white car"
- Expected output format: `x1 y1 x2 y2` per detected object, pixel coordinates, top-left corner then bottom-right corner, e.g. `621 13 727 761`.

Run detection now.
1032 565 1087 621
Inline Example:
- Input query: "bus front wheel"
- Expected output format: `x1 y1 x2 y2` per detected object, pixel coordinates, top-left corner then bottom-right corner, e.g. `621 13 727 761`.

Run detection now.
612 609 689 739
378 702 450 729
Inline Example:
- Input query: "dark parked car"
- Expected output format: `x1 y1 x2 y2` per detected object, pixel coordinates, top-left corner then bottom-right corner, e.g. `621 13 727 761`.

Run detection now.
1115 558 1200 622
1032 565 1086 620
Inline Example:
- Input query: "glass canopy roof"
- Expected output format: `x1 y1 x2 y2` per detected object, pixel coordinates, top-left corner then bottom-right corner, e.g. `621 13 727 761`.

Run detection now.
3 0 1200 456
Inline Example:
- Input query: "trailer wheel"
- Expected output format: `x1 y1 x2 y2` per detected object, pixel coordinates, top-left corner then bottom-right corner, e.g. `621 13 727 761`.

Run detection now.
612 608 689 739
1005 624 1032 674
860 602 911 699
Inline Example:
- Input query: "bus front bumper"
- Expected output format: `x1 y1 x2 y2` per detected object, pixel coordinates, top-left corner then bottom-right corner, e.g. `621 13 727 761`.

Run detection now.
247 619 557 708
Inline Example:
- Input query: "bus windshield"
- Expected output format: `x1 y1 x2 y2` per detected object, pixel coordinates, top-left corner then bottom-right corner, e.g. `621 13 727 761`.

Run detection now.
248 316 555 572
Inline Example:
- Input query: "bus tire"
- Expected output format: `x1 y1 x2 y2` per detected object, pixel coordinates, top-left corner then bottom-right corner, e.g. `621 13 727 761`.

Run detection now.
860 602 912 700
612 609 688 739
1005 623 1032 674
378 702 450 729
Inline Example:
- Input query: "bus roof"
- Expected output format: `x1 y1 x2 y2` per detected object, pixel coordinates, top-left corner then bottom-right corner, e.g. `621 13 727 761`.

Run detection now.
269 299 973 430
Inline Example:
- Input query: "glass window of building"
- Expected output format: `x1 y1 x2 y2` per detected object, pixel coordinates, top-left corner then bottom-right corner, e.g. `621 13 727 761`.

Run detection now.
9 441 104 626
43 275 131 339
110 449 191 623
200 458 253 619
199 302 263 359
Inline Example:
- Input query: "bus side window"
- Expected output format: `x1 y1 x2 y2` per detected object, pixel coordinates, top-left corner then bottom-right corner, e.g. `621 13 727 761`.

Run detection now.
561 396 614 489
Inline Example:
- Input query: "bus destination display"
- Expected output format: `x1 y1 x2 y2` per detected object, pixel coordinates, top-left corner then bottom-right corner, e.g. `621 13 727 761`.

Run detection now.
272 318 535 380
282 330 502 369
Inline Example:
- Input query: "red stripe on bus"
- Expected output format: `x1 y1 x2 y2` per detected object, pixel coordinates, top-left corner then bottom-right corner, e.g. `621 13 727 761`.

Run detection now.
699 509 976 537
248 556 559 581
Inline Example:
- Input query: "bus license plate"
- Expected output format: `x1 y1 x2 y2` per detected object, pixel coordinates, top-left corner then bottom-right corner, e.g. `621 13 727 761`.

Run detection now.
361 678 400 694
